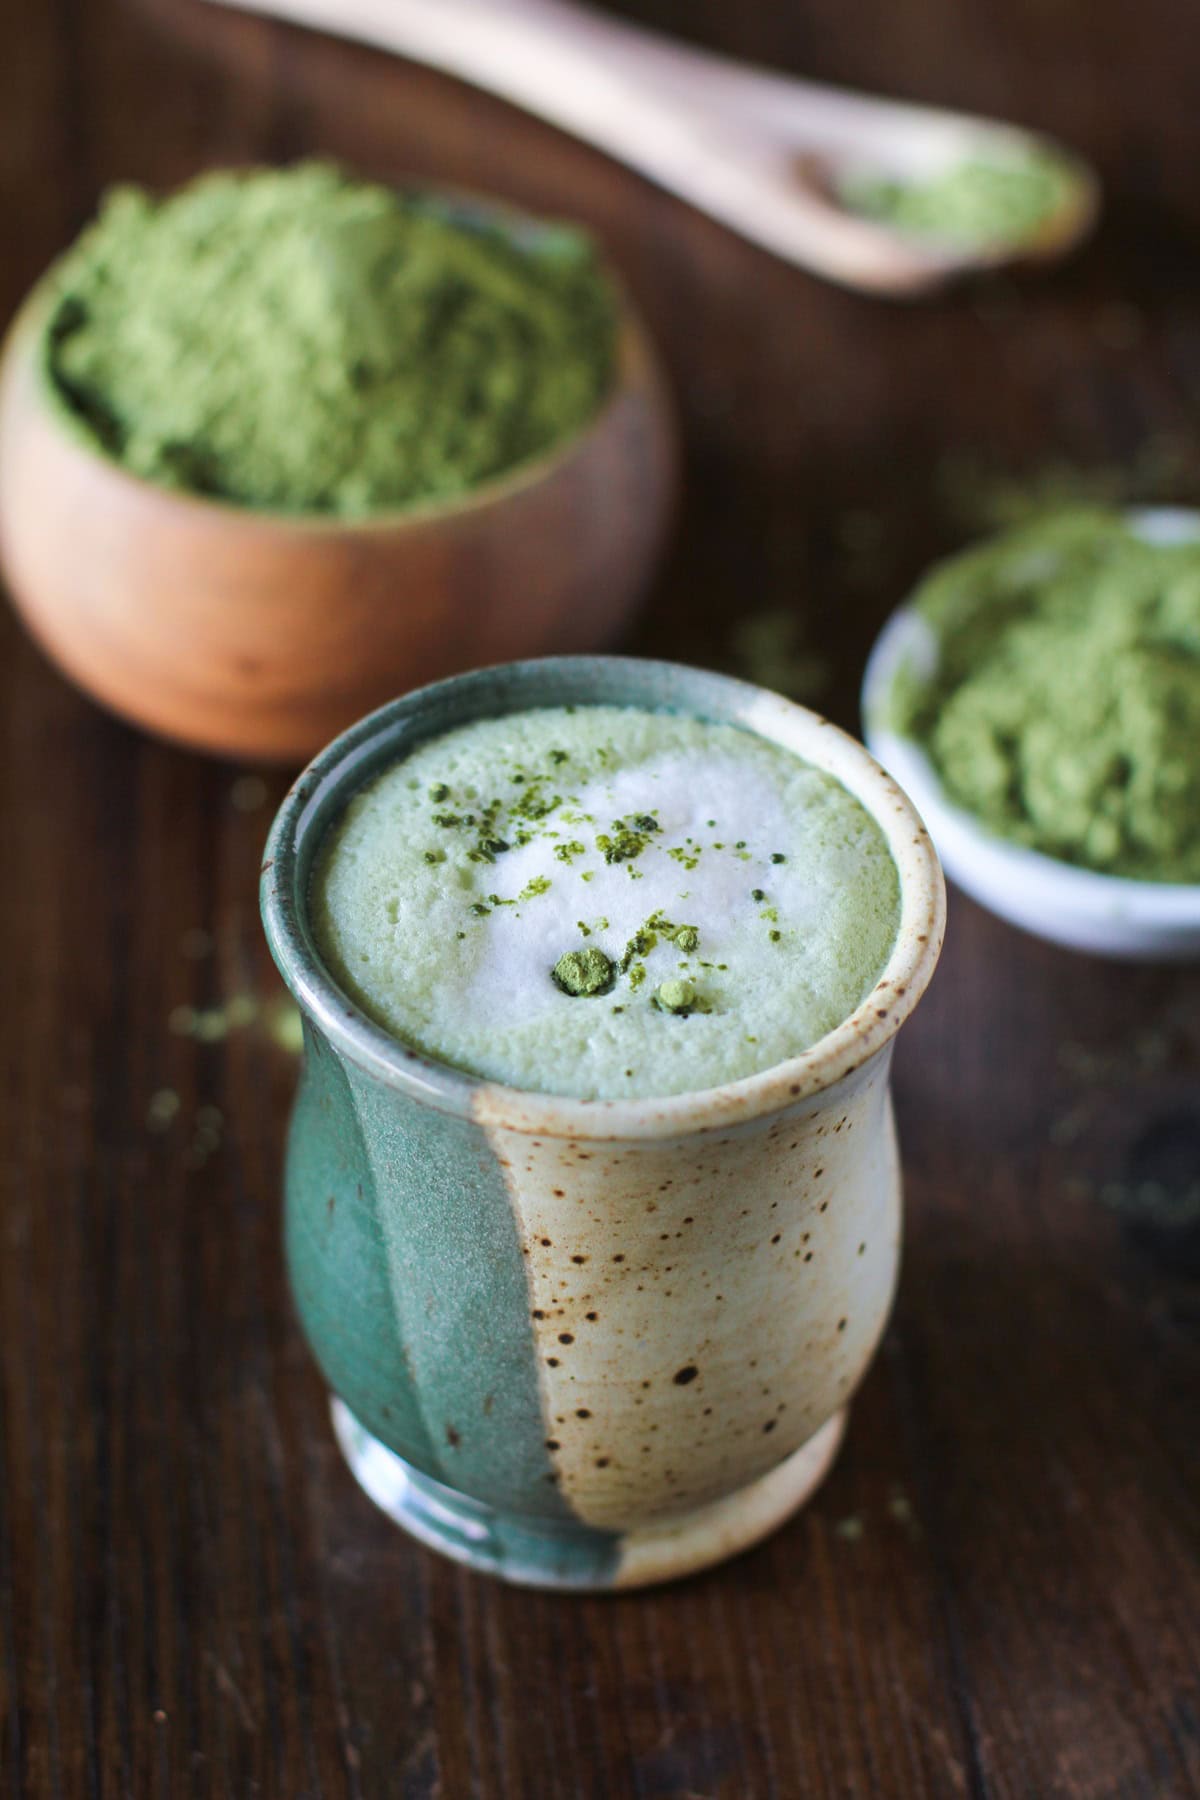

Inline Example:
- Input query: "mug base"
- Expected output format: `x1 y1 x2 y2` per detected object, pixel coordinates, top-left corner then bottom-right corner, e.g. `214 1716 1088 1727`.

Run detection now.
330 1398 848 1590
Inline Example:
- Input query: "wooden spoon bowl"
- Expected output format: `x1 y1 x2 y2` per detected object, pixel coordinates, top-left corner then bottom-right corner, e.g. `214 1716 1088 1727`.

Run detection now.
0 239 677 763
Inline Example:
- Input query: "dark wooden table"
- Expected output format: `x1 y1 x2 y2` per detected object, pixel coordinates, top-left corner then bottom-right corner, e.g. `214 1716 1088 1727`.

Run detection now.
3 0 1199 1793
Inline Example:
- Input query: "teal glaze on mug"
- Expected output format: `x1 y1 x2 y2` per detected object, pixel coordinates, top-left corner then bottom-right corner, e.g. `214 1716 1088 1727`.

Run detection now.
261 657 945 1589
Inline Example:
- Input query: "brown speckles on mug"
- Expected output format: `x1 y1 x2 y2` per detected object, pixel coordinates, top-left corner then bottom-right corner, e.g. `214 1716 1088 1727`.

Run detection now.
674 1365 699 1386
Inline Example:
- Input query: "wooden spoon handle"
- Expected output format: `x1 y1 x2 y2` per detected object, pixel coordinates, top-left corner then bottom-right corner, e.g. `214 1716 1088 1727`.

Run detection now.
380 0 980 159
210 0 768 171
200 0 1064 292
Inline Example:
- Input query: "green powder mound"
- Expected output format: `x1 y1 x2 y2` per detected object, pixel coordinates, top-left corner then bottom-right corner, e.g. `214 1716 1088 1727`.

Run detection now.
840 150 1070 248
41 162 618 515
891 509 1200 882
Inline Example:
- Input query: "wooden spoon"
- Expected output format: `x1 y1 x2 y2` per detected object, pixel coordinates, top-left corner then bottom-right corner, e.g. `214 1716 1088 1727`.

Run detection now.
0 217 677 763
203 0 1099 296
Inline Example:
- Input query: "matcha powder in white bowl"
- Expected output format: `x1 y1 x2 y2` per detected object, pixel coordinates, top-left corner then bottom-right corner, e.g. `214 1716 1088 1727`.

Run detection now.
862 508 1200 959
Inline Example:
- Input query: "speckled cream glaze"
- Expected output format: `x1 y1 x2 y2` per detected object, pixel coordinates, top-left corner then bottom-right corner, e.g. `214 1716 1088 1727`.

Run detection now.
476 1051 899 1536
262 658 945 1589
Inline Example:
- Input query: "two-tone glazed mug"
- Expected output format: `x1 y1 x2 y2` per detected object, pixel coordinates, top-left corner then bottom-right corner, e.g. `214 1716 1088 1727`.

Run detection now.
261 657 944 1589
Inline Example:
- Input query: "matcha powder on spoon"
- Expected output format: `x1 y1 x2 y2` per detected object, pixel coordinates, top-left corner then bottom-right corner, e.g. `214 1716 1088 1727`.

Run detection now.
40 161 619 515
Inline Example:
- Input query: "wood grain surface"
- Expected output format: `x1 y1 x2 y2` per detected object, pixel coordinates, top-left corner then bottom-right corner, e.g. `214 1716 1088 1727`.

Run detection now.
1 0 1198 1794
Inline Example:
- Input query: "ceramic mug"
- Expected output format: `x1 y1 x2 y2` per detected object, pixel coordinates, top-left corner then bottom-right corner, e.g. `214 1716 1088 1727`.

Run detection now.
261 657 945 1590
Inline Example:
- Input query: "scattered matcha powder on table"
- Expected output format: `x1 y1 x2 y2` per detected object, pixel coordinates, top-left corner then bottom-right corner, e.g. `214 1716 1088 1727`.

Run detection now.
933 436 1200 537
891 509 1200 880
728 610 833 705
41 161 618 515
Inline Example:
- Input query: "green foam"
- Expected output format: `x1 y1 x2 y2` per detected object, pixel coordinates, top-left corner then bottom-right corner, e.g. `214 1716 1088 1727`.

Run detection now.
312 706 900 1100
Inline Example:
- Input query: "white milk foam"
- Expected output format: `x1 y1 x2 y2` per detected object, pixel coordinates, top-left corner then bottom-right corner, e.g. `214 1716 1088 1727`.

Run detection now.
312 706 899 1100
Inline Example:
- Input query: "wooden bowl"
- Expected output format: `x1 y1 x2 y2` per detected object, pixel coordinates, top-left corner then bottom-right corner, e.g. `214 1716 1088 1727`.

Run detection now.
0 251 677 763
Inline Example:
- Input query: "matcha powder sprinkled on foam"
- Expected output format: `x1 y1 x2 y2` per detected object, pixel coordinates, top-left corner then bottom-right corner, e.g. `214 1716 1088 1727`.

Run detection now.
311 705 901 1100
551 947 616 997
42 162 619 515
891 509 1200 881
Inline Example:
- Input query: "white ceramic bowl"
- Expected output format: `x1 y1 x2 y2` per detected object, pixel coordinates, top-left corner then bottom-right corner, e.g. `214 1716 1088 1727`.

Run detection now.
861 508 1200 961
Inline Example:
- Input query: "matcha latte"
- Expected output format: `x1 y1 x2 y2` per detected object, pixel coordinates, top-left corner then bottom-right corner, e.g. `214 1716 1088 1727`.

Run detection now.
312 706 900 1100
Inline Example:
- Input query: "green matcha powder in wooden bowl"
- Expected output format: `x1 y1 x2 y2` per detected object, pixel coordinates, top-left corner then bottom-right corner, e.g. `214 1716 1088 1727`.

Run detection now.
0 161 677 759
41 161 620 515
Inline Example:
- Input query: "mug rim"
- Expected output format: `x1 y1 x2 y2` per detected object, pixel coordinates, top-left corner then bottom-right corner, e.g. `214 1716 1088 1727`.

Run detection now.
260 655 946 1140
